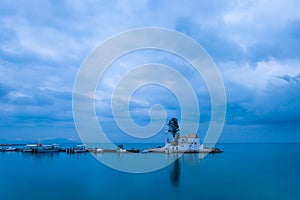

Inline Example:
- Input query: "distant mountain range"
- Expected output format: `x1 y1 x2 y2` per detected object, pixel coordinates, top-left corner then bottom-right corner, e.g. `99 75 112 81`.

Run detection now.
0 138 80 144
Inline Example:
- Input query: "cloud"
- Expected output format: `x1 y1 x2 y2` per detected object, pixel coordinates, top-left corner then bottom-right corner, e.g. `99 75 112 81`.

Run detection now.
253 74 300 124
0 86 73 129
221 58 300 92
0 0 300 142
170 0 300 63
278 74 300 84
226 61 300 125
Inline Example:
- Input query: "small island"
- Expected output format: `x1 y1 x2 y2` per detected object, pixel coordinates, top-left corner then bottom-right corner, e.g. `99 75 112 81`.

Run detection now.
148 118 223 153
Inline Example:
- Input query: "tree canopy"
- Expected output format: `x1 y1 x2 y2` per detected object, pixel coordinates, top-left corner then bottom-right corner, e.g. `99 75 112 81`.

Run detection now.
167 118 179 138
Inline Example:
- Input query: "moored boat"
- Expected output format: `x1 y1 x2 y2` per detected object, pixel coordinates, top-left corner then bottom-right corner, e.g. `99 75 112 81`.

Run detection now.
116 144 126 153
23 144 38 153
5 147 17 152
96 148 104 153
23 144 60 153
73 145 87 153
36 144 60 153
141 149 150 153
116 148 126 153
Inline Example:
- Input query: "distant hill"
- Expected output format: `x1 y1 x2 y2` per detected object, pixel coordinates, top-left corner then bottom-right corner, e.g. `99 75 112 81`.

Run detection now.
0 138 80 145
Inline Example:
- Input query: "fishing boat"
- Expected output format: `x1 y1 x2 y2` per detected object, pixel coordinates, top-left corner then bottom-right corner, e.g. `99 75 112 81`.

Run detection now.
5 147 17 152
23 144 60 153
116 144 126 153
23 144 38 153
141 149 150 153
116 148 126 153
73 145 87 153
96 148 104 153
37 144 60 153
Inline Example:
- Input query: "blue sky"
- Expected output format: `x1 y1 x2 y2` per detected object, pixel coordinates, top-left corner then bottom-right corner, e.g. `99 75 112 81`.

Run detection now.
0 0 300 143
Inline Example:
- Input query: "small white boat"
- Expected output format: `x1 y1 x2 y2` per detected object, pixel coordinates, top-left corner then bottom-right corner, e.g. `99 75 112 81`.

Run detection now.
5 147 16 151
73 145 87 153
96 148 104 153
116 144 126 153
117 148 126 153
141 149 149 153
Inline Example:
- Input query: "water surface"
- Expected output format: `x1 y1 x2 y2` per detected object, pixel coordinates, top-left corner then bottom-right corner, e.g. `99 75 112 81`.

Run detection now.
0 143 299 200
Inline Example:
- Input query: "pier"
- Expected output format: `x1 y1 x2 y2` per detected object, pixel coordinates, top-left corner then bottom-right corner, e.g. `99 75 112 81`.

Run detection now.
0 144 222 154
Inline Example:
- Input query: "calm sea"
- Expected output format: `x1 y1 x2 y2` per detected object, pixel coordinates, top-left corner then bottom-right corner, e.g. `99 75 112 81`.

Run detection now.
0 143 299 200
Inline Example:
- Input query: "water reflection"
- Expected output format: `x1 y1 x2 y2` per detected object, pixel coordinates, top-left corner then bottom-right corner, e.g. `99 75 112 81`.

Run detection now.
169 155 180 188
169 153 206 188
22 152 59 160
181 153 202 166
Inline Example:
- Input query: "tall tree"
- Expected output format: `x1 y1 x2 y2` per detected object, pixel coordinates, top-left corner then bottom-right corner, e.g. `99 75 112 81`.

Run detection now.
167 118 179 138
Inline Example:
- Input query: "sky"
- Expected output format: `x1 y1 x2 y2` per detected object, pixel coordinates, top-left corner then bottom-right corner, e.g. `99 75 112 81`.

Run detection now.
0 0 300 143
